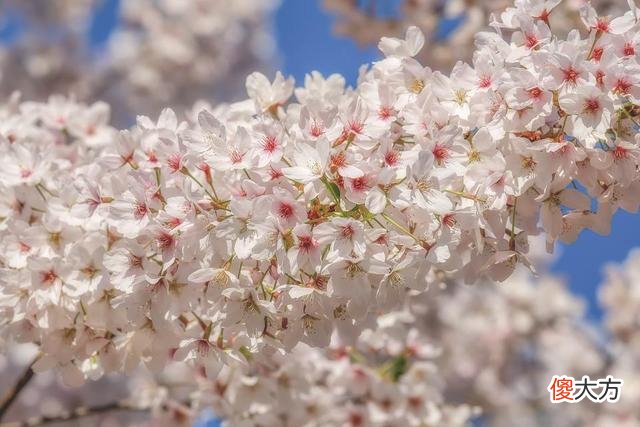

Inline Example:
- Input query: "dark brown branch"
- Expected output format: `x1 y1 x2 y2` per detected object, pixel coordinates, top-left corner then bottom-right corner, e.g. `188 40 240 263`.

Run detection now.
0 357 38 422
0 401 147 427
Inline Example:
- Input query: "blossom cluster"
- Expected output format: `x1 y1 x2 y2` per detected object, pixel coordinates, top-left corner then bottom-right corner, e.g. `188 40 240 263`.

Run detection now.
600 248 640 346
324 0 630 71
200 316 477 427
5 249 640 426
201 268 594 427
594 250 640 427
2 0 640 391
104 0 277 120
200 263 640 427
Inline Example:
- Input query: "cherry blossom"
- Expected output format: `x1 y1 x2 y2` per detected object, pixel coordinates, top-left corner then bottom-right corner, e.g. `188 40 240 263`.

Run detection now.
3 2 640 423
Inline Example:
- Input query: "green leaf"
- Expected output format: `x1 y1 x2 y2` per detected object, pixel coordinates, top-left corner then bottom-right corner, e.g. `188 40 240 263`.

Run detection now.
379 354 409 382
338 205 360 218
388 355 408 382
321 177 341 206
238 345 253 362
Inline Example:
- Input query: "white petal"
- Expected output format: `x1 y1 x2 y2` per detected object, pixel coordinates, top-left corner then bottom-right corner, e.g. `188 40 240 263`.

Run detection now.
365 188 387 214
560 189 590 211
188 268 216 283
405 26 425 57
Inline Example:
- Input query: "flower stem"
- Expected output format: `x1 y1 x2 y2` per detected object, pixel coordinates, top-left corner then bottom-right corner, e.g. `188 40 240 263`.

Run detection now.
380 213 420 243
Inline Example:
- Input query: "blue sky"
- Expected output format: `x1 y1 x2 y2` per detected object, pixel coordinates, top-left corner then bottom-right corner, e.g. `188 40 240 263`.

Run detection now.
3 0 639 319
275 0 379 85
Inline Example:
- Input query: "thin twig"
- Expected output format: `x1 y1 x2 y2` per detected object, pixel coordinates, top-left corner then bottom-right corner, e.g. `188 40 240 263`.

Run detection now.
0 356 38 422
0 401 147 427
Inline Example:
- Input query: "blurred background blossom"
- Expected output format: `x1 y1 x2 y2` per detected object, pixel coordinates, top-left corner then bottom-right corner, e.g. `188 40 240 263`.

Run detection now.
0 0 278 125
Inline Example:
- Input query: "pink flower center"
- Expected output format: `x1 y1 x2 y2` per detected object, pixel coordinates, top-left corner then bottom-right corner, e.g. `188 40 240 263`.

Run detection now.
591 47 604 62
269 166 283 180
384 150 399 166
134 201 148 219
378 106 393 120
129 254 143 269
330 152 347 170
310 121 324 137
595 18 610 33
350 176 369 192
433 143 449 162
623 42 636 56
613 145 629 160
297 235 316 253
614 78 632 94
528 87 543 100
40 270 57 285
478 75 492 88
277 202 294 219
583 98 601 114
562 66 580 85
229 150 244 164
442 213 456 227
156 231 175 250
348 120 364 134
341 224 354 239
525 34 538 49
146 150 158 164
262 135 278 153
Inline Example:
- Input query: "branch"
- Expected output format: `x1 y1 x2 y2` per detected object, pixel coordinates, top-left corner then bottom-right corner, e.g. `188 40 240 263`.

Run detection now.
0 401 147 427
0 356 38 421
